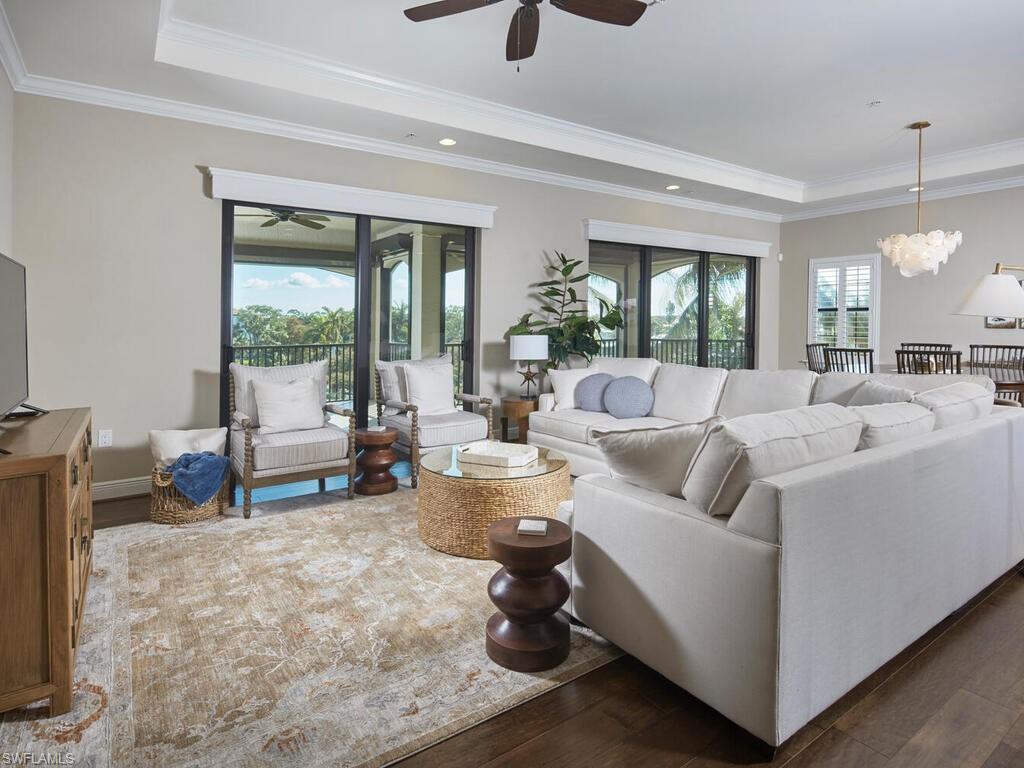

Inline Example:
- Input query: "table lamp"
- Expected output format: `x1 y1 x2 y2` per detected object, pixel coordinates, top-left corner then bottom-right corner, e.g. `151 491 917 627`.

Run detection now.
509 334 549 400
956 263 1024 318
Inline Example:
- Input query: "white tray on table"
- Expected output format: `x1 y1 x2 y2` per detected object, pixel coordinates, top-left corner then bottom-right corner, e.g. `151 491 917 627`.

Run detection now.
457 441 538 468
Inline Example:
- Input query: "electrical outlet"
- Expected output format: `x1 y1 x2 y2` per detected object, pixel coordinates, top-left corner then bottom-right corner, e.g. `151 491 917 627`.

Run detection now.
97 429 113 448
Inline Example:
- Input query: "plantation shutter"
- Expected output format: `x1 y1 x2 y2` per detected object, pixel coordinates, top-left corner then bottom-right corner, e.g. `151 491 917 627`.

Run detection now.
807 256 878 351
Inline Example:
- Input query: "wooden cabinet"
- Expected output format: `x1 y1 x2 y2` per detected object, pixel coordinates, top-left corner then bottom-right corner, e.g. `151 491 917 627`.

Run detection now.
0 409 92 715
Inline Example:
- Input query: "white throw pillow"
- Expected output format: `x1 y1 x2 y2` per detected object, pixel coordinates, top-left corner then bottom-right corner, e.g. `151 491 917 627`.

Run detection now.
230 360 327 428
149 427 227 468
404 362 456 416
592 418 721 497
848 403 935 450
682 403 862 517
847 380 915 406
549 366 599 411
252 377 325 435
912 382 994 429
376 354 452 414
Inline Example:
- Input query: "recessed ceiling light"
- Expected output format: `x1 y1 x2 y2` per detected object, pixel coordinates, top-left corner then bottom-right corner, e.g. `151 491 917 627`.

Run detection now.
908 185 924 192
665 184 681 191
438 138 457 147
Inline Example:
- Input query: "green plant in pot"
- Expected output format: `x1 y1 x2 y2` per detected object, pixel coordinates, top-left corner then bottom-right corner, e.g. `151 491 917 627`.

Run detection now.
507 252 624 371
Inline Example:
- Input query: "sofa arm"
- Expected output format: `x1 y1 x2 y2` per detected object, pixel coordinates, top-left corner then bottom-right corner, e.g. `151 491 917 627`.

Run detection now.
385 399 418 414
537 393 555 412
231 411 253 429
458 393 492 406
325 404 355 418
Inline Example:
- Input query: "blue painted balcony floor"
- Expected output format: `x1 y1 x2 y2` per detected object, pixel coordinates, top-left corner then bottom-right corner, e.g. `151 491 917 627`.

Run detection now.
232 460 413 506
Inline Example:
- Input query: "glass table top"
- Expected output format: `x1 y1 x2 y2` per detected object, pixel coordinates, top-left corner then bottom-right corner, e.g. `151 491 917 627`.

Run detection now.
420 443 567 480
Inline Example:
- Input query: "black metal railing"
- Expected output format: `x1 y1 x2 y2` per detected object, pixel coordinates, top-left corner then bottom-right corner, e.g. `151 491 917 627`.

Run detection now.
597 338 620 358
231 343 356 402
651 338 748 369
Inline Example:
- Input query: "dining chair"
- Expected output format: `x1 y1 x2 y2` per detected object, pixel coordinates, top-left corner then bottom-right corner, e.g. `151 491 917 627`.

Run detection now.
895 349 962 374
806 343 828 374
969 345 1024 402
900 343 953 352
824 347 875 373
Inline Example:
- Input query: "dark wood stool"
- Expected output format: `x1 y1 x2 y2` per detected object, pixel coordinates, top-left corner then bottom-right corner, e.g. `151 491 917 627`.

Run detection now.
355 427 399 495
485 516 572 672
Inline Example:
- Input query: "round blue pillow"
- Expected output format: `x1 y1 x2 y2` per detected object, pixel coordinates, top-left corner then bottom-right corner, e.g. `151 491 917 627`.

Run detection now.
603 375 655 418
575 373 614 412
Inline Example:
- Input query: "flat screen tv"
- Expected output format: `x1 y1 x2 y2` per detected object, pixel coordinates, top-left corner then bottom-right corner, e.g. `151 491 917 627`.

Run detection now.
0 253 29 418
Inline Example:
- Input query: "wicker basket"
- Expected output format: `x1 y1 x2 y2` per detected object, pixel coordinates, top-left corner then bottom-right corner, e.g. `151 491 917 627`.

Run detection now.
150 467 228 525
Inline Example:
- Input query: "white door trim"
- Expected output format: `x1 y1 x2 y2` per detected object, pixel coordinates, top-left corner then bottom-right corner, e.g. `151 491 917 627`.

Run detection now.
584 219 772 258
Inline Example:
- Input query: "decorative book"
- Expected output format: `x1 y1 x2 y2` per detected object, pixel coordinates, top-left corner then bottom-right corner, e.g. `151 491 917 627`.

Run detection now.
517 519 548 536
458 441 538 467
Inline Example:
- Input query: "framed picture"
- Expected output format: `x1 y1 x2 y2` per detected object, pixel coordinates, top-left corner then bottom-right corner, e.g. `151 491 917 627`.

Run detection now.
986 317 1018 329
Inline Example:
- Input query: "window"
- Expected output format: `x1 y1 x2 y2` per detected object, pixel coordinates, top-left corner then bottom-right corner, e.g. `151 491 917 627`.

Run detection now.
807 254 880 354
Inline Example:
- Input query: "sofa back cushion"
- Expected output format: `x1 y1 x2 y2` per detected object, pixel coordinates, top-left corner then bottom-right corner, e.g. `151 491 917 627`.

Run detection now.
682 403 861 517
912 382 994 429
594 357 660 384
849 402 935 450
847 380 914 406
812 372 996 406
716 369 817 419
592 417 721 497
230 360 328 428
549 367 598 410
651 364 727 424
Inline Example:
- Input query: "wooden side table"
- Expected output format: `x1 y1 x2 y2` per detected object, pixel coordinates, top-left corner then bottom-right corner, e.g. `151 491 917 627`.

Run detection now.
485 516 572 672
500 397 539 444
355 427 399 495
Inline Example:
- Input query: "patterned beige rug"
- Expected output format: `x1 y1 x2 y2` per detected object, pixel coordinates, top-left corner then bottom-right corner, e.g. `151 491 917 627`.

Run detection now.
0 487 617 767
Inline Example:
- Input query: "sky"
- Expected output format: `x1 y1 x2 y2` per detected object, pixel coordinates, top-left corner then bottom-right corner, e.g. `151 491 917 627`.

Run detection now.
233 263 464 314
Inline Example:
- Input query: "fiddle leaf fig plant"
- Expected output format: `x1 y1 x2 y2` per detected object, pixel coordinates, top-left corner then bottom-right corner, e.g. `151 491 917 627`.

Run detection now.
507 251 624 371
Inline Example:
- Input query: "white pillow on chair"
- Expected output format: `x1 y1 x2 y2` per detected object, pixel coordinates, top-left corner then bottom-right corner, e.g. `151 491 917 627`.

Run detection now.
252 377 325 435
149 427 227 468
404 363 456 416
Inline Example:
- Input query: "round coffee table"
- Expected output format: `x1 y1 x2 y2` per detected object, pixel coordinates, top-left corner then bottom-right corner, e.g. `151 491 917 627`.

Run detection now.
355 427 399 495
417 445 570 559
486 516 572 672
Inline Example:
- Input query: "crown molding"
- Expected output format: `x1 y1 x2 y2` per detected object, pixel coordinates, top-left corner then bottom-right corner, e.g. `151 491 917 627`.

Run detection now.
781 175 1024 223
0 1 25 88
585 219 773 258
154 14 806 203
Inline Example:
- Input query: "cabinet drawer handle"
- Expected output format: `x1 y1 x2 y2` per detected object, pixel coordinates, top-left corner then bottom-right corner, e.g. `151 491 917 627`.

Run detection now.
71 461 80 486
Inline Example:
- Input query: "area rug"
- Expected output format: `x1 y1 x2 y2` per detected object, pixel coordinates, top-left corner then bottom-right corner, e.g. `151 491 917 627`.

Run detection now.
0 487 618 767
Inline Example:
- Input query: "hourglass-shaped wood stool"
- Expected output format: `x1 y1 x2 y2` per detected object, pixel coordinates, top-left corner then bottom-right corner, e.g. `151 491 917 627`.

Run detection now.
485 517 572 672
354 427 399 495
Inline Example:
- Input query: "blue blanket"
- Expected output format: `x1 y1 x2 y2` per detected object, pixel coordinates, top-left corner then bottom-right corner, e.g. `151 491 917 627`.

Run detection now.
165 452 229 506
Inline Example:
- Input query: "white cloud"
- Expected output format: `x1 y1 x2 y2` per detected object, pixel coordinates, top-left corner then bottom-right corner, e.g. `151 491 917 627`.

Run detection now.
239 271 353 291
241 277 274 290
287 271 322 288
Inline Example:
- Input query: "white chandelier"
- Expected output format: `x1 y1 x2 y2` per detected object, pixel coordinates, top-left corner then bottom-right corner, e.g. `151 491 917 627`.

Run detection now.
877 121 962 277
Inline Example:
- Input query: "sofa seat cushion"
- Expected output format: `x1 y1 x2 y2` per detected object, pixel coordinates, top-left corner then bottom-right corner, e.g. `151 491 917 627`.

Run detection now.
682 403 861 517
593 357 660 384
849 402 935 450
529 409 620 444
651 364 728 424
231 424 349 471
812 372 996 406
382 410 488 448
913 383 994 429
716 369 817 419
584 416 679 444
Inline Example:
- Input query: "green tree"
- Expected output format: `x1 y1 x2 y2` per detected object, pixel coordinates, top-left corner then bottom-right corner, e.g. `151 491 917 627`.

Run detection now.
232 305 288 345
445 305 464 344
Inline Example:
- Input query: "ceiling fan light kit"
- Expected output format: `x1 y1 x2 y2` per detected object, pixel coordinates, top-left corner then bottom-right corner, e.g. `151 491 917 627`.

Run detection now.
404 0 649 62
877 121 962 278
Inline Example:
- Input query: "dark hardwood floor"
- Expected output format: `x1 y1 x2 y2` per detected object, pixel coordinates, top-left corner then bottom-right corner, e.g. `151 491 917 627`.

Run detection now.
96 496 1024 767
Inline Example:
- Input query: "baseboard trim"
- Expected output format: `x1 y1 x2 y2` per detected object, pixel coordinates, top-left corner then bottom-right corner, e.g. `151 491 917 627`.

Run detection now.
93 476 152 501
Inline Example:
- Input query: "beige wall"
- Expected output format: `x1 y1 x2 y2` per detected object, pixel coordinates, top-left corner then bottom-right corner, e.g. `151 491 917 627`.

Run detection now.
779 187 1024 369
14 94 780 484
0 69 12 256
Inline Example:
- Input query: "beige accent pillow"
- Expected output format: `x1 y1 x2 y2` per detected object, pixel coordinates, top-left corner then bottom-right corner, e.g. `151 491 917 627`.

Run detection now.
682 403 862 517
376 354 452 413
404 362 456 416
549 366 599 411
848 402 935 450
847 380 914 406
252 377 325 435
912 382 994 429
592 418 721 497
148 427 227 468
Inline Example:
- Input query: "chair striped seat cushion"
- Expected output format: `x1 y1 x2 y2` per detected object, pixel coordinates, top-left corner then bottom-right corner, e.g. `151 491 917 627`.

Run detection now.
381 410 488 448
230 424 349 471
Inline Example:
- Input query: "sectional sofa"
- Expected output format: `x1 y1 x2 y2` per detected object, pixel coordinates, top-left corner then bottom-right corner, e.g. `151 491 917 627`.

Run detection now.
532 359 1024 749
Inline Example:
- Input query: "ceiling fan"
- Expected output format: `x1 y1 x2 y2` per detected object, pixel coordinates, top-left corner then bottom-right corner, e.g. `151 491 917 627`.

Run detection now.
404 0 649 62
236 208 330 230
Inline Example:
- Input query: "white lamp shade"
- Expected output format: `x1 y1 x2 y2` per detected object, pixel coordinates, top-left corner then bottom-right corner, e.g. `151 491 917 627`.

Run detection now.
956 273 1024 318
509 334 549 361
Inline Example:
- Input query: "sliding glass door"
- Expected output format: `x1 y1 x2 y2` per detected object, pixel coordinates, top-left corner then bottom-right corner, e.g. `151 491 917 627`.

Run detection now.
222 203 476 428
590 242 756 369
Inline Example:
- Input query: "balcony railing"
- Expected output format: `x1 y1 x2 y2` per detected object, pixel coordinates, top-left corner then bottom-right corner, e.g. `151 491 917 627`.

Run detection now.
595 337 748 369
230 341 466 403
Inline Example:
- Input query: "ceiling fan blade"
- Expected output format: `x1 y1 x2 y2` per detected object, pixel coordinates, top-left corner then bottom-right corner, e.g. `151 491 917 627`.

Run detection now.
235 214 274 218
405 0 503 22
551 0 646 26
506 5 539 62
260 219 279 228
294 217 327 230
303 215 331 221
